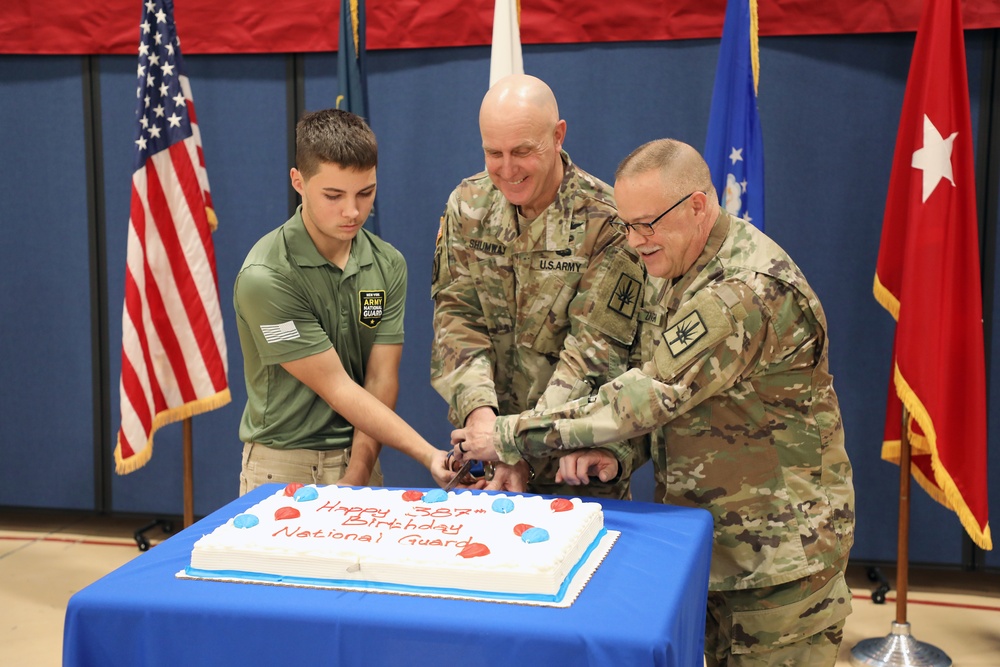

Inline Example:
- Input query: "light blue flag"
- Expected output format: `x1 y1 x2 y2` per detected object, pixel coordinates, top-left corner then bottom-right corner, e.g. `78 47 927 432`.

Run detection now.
337 0 380 235
704 0 764 230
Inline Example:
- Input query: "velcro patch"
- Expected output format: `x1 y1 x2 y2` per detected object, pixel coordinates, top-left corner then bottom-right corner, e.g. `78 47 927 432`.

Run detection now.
359 290 385 328
585 246 644 345
663 310 707 356
608 272 641 318
653 289 735 381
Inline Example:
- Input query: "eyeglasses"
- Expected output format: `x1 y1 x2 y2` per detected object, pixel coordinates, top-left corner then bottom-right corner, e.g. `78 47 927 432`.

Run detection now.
610 191 702 237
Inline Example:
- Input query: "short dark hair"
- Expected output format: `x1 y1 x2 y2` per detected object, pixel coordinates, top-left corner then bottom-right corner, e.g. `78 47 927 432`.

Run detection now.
295 109 378 178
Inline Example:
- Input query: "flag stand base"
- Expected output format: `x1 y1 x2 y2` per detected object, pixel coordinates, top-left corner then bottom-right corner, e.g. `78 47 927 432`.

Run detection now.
850 622 951 667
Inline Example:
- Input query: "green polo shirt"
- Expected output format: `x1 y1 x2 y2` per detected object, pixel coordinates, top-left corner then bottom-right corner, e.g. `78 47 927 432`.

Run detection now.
234 208 406 450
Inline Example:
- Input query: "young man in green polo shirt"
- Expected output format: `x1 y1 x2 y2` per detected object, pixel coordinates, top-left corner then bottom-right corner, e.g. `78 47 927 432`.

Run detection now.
234 109 451 494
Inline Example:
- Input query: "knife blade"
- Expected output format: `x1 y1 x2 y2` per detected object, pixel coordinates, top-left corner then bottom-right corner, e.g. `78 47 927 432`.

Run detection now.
443 458 474 491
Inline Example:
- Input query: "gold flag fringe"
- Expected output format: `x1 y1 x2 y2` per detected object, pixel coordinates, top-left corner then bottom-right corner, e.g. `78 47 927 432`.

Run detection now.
873 272 992 550
115 388 231 475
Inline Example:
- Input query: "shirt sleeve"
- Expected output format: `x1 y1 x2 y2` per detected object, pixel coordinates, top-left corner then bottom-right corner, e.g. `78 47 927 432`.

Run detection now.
234 264 332 365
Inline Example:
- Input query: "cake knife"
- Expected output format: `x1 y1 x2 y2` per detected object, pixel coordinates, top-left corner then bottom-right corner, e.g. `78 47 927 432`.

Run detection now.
443 459 475 491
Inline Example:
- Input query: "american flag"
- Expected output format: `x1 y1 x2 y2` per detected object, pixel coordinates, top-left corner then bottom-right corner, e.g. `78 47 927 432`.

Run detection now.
115 0 230 474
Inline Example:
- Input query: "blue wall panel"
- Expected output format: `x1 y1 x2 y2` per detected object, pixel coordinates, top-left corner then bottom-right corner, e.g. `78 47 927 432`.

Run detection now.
0 57 95 509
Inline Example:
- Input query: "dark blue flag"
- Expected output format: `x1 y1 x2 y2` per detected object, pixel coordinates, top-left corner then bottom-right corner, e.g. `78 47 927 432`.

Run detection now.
704 0 765 230
337 0 379 234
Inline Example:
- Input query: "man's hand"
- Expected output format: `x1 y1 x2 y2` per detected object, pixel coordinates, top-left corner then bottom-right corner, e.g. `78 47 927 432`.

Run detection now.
555 449 619 486
451 406 502 462
485 460 530 493
451 427 501 463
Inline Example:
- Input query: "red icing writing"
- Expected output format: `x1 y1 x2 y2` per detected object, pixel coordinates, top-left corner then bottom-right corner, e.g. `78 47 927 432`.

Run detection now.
272 525 379 542
406 506 474 518
397 534 471 548
316 500 390 521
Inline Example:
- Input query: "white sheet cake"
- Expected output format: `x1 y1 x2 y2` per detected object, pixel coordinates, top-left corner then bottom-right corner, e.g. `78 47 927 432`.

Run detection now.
185 484 609 603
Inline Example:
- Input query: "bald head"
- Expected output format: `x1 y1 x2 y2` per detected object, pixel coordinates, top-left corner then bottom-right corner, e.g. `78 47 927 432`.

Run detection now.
480 74 560 131
478 75 567 220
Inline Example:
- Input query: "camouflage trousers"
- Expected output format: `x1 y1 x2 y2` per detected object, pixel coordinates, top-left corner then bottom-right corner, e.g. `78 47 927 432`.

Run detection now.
704 556 852 667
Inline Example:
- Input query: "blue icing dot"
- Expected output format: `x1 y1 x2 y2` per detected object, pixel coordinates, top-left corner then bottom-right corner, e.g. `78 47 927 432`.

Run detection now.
521 527 550 544
422 489 448 503
293 486 319 502
233 514 259 529
491 498 515 514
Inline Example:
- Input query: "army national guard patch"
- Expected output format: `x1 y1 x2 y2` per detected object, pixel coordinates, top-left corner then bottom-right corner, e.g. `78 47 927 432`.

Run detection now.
359 290 385 328
663 311 707 356
608 273 640 319
652 288 736 381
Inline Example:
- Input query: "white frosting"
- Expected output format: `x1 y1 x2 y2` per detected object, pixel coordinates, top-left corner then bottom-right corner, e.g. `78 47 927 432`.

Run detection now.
189 486 605 599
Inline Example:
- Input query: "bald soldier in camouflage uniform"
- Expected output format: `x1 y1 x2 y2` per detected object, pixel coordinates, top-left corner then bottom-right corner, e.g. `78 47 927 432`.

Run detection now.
431 74 643 499
452 139 855 666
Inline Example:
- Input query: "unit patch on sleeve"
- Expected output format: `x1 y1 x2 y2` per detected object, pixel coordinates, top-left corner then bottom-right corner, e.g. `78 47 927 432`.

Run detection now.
359 290 385 328
663 311 707 356
608 273 640 319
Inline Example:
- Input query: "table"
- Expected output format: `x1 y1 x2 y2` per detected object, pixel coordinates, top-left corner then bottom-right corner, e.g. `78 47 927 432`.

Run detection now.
64 485 713 667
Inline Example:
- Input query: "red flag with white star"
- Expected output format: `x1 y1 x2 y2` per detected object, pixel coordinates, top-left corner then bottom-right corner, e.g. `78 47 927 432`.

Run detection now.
873 0 991 549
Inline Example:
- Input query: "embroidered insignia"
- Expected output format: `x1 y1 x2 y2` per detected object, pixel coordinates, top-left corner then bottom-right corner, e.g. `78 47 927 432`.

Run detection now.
664 311 707 356
468 239 505 255
359 290 385 328
607 273 640 319
260 321 300 344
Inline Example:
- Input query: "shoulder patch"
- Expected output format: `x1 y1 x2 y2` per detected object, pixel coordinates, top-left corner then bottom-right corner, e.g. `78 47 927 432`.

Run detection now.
653 289 735 380
586 246 644 344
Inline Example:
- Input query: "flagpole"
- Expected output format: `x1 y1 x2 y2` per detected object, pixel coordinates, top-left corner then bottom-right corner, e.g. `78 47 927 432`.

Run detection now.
183 418 194 528
849 407 951 667
895 406 910 627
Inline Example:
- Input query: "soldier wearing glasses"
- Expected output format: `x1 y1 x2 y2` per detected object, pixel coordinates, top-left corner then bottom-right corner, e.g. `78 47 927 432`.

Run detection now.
453 138 855 666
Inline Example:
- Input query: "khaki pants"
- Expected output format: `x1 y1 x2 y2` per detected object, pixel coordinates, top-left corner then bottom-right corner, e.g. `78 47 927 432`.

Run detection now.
704 556 852 667
239 443 384 496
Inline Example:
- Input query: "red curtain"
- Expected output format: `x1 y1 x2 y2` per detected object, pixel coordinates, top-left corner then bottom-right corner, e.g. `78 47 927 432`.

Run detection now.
3 0 1000 56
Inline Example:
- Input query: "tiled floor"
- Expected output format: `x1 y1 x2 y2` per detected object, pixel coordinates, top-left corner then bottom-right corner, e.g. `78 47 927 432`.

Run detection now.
2 509 999 666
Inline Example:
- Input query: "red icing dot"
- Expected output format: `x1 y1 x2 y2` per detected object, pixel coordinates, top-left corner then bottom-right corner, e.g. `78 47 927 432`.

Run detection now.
550 498 574 513
401 490 423 502
458 543 491 559
283 483 304 497
275 506 300 520
513 524 533 537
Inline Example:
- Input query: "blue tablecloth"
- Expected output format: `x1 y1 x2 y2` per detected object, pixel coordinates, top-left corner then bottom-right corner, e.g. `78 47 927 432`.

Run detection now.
64 485 713 667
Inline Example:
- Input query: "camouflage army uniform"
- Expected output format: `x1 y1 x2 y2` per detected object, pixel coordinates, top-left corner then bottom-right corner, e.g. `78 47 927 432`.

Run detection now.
493 212 855 665
431 151 643 499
